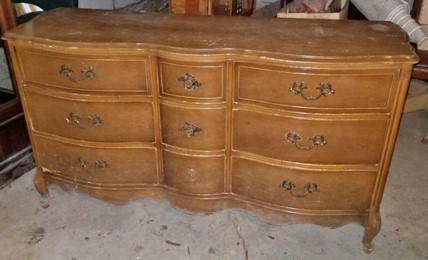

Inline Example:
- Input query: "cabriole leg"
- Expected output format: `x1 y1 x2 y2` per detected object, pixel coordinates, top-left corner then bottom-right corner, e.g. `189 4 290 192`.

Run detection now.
33 168 50 208
362 209 381 253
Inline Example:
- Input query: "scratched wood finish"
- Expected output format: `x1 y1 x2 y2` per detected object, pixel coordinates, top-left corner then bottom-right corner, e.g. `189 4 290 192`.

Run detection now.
2 8 418 253
159 59 226 100
26 89 155 143
235 63 399 111
18 49 151 93
35 135 159 185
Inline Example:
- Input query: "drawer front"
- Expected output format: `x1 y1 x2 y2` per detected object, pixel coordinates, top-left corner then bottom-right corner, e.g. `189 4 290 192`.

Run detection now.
161 103 226 151
232 157 376 210
163 150 225 195
233 109 388 164
159 59 226 100
26 90 154 143
236 63 397 110
36 136 158 184
19 49 150 92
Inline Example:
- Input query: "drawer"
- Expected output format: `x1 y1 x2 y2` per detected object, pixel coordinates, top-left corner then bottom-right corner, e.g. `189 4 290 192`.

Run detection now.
161 103 226 151
18 49 150 93
159 59 226 100
236 63 398 111
233 109 388 164
232 157 376 210
36 136 158 185
26 90 154 143
163 150 225 195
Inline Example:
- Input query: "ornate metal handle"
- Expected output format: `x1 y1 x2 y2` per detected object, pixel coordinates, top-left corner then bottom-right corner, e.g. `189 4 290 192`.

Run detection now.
280 180 320 198
284 132 326 150
60 64 97 83
178 73 202 90
180 122 202 137
75 156 109 173
289 81 335 100
65 112 103 129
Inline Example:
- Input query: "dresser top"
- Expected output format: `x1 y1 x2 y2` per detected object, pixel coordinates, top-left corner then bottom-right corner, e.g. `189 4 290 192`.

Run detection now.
4 8 418 63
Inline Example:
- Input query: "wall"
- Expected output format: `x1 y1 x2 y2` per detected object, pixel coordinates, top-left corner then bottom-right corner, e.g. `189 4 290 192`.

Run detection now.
78 0 141 10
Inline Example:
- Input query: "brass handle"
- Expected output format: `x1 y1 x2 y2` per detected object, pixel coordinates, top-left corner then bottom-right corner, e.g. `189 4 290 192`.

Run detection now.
75 157 109 173
180 122 202 137
185 168 198 182
289 81 335 100
284 132 326 150
65 112 103 129
280 180 320 198
60 64 97 83
178 73 202 90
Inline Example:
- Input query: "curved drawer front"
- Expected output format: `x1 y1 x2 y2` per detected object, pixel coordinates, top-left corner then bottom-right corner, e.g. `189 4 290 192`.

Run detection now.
233 110 388 164
18 49 150 93
232 157 376 210
161 103 226 151
236 63 397 111
26 90 154 143
159 59 226 100
36 136 158 185
163 150 225 195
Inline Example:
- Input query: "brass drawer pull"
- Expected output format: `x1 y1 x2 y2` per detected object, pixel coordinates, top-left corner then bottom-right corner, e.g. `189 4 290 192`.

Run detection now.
60 64 97 83
289 81 335 100
185 168 198 182
178 73 202 90
180 122 202 137
280 180 320 198
284 132 326 150
65 112 103 129
75 156 109 173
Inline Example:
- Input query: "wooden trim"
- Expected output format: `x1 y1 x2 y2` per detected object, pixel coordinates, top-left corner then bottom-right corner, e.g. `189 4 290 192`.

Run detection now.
0 0 16 34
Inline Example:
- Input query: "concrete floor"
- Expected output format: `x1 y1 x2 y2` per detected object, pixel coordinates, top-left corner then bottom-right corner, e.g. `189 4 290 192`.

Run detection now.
0 110 427 260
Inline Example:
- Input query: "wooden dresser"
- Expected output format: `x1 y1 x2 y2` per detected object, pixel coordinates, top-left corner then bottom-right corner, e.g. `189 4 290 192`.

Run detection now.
3 8 418 253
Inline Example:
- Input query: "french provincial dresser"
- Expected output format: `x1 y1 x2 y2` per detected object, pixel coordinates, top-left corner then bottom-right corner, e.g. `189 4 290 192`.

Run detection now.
2 8 418 253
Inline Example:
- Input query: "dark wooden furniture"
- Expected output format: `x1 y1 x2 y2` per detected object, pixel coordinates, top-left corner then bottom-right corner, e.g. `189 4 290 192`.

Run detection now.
406 0 428 143
169 0 254 15
0 90 32 188
3 8 418 252
0 0 79 187
411 0 428 80
0 0 31 187
1 0 78 31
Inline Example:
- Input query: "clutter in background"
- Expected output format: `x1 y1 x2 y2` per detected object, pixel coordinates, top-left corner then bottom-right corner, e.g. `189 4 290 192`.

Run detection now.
277 0 348 19
285 0 341 13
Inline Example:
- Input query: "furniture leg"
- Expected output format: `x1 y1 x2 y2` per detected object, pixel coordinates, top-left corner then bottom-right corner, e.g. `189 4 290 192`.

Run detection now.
33 168 49 208
362 209 381 254
422 130 428 144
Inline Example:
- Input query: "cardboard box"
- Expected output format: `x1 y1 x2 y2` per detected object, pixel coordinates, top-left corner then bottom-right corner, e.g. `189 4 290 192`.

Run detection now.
277 0 349 20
